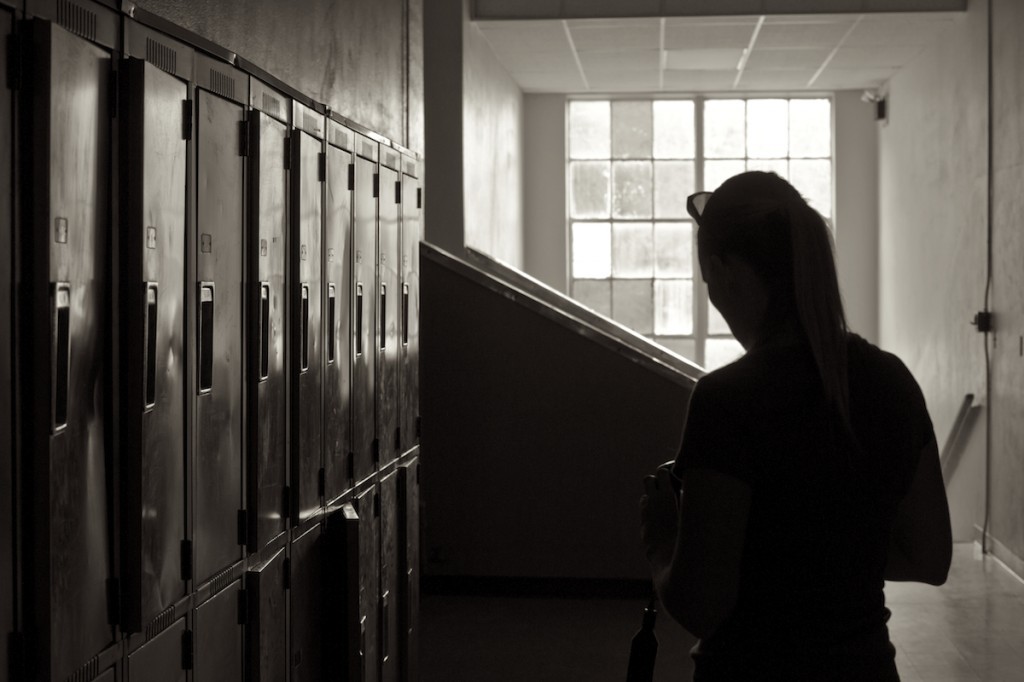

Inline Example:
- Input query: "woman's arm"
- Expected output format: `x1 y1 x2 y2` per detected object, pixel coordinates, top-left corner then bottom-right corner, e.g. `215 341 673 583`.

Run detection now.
884 437 952 585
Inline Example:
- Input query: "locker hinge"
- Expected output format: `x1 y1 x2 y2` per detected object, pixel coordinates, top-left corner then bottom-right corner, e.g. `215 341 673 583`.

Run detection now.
181 629 194 670
347 453 355 482
237 589 248 624
348 163 355 191
6 32 21 91
282 485 292 519
416 416 422 438
319 152 327 182
182 100 193 141
181 540 193 582
106 577 121 626
283 558 292 590
417 187 423 209
373 173 380 198
239 119 250 157
237 509 248 546
373 492 381 518
372 438 380 465
395 180 402 205
318 467 326 498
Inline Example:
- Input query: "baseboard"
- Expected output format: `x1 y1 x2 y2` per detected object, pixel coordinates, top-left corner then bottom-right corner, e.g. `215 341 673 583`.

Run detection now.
422 575 654 599
973 524 1024 584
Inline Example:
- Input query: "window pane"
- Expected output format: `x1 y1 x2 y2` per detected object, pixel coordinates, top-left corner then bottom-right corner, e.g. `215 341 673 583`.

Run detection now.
573 279 612 317
708 301 731 335
612 161 653 218
789 159 832 218
654 280 693 335
571 222 611 278
703 159 746 192
612 222 654 278
570 161 610 218
653 100 695 159
569 101 610 159
655 337 697 363
612 101 652 159
704 100 745 158
612 279 653 334
746 99 788 159
705 338 745 371
654 221 693 278
789 99 830 158
746 158 789 180
654 161 695 218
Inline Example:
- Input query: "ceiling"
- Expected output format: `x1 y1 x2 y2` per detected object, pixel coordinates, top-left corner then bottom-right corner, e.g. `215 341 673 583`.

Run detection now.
474 12 962 93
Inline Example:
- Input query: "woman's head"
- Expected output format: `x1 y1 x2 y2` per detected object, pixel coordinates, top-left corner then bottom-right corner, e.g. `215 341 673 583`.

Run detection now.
688 171 851 421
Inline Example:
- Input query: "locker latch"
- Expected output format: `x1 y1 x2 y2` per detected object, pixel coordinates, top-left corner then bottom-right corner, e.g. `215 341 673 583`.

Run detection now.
284 558 292 590
319 152 327 182
182 99 193 141
237 589 248 625
181 629 194 670
372 438 380 465
318 467 326 498
180 540 193 582
238 119 250 157
237 509 248 547
373 173 380 198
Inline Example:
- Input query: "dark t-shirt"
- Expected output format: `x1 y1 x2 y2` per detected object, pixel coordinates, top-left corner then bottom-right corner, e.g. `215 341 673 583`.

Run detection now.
673 334 933 681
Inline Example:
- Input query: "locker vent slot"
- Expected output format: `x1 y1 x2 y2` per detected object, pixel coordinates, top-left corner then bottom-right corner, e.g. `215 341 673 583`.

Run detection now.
210 563 236 595
67 655 100 682
198 285 214 394
305 113 320 135
300 285 310 371
380 285 387 350
355 285 364 356
52 284 71 432
145 37 178 75
262 92 281 116
362 141 375 159
385 151 398 169
209 68 236 99
402 284 409 346
327 285 336 364
57 0 97 41
145 605 177 641
144 284 159 408
259 283 270 380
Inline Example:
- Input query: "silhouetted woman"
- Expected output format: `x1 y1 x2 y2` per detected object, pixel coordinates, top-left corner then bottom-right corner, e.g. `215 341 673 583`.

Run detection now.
640 171 952 681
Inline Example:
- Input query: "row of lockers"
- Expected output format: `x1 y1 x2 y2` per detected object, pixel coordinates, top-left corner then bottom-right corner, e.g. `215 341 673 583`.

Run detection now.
0 0 422 680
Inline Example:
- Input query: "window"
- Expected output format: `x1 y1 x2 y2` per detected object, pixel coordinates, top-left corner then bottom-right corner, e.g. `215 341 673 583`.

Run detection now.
567 97 832 371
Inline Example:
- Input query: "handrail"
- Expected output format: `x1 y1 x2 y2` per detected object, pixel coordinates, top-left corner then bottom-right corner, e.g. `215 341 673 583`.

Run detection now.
940 393 979 485
422 243 704 389
461 246 705 382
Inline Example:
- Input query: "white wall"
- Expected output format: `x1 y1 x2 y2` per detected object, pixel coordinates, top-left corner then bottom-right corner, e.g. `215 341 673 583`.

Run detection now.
523 95 568 292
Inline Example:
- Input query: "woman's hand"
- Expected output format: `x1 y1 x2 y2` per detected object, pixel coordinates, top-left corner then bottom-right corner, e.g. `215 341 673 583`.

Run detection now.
640 467 681 568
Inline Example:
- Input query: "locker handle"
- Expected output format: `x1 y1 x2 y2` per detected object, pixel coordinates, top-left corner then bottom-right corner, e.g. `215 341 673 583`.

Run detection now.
52 284 71 432
259 283 270 380
359 617 367 679
355 284 364 357
327 284 336 365
380 284 387 351
198 284 214 394
300 284 310 372
382 591 390 661
402 283 409 346
144 284 159 408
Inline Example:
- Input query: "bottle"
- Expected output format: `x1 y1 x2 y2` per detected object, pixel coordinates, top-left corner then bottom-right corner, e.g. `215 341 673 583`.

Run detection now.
626 597 658 682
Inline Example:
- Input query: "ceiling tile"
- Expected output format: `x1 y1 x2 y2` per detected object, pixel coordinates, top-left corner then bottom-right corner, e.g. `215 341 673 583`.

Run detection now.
492 50 579 73
755 20 855 49
664 22 756 49
665 48 744 70
811 67 899 89
587 71 662 91
569 25 660 51
745 47 831 70
577 49 661 72
843 14 958 47
736 69 817 90
661 0 762 16
662 69 737 91
829 45 925 68
476 21 571 55
515 70 589 92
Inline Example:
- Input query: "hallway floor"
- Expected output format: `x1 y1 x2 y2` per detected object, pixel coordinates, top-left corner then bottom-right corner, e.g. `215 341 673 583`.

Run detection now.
421 544 1024 681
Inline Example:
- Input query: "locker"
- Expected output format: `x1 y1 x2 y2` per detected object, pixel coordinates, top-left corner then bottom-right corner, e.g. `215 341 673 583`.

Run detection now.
194 579 244 682
377 151 401 468
245 79 290 553
323 502 361 681
0 9 14 682
290 521 323 682
126 616 187 682
290 101 325 523
352 136 379 483
324 117 355 503
19 14 117 680
379 469 400 682
119 26 193 632
398 155 421 455
193 54 248 586
397 456 420 682
245 545 288 682
358 484 381 682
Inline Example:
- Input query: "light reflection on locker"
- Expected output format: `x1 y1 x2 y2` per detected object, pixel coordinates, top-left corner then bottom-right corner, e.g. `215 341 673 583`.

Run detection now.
377 151 401 468
352 137 379 484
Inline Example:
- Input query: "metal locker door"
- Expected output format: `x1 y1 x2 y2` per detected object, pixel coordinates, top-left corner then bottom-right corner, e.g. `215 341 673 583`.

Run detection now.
0 9 14 682
323 503 360 681
290 521 323 682
245 84 289 553
126 616 187 682
290 103 324 523
399 157 421 455
397 456 420 682
193 58 247 586
352 137 379 484
19 16 117 680
119 51 190 633
358 484 381 682
377 152 401 468
194 578 244 682
379 469 400 682
323 119 354 503
245 545 288 682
